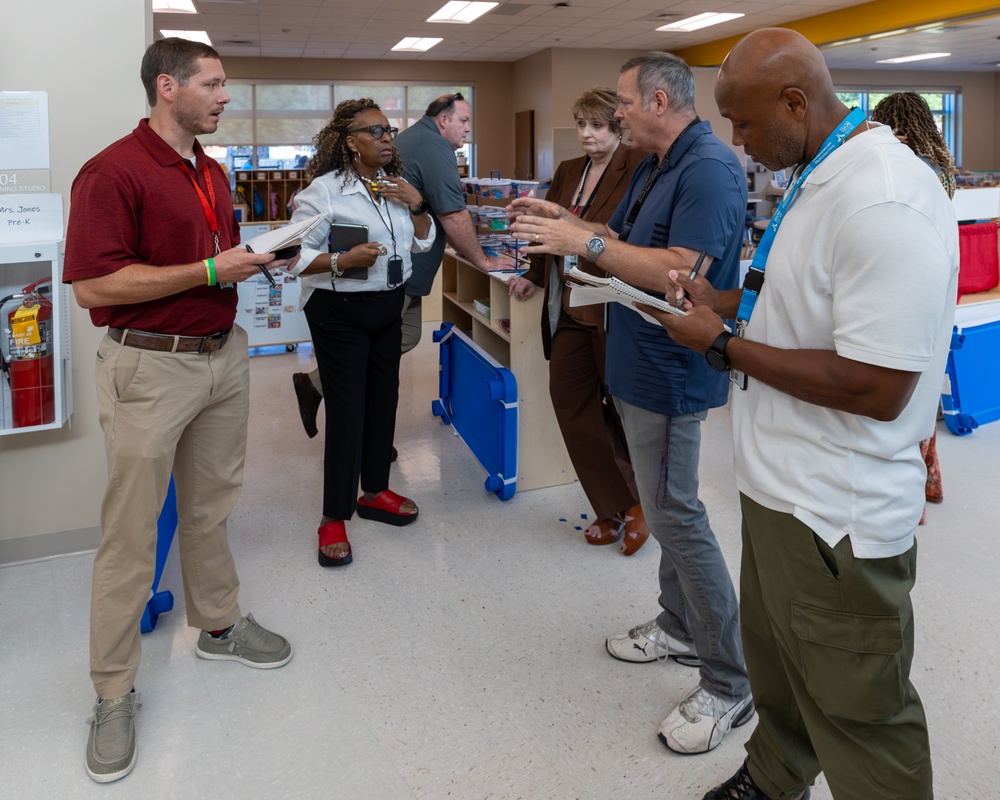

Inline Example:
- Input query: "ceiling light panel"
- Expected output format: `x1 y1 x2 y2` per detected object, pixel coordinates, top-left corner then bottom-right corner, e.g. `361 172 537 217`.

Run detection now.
657 12 744 32
427 2 499 24
160 30 214 45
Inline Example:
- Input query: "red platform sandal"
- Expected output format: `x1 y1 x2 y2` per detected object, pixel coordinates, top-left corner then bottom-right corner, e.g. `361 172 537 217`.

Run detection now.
318 520 352 567
356 490 419 527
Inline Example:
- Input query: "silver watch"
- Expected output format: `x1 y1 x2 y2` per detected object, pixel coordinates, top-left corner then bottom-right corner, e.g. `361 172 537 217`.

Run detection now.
585 234 606 263
331 252 343 279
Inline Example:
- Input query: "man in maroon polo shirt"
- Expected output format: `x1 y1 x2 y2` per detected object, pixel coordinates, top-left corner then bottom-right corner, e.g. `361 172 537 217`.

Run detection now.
64 38 294 784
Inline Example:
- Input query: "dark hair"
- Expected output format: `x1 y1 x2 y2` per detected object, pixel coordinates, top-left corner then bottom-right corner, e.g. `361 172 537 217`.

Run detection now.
620 51 695 114
425 92 465 118
572 87 622 137
870 92 956 175
141 37 221 107
306 98 404 186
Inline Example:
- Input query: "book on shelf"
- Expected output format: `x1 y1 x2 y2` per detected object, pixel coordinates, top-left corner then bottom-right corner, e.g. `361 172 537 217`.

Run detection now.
566 266 686 325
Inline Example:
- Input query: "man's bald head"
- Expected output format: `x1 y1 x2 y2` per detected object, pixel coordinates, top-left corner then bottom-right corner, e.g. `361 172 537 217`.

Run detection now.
714 28 848 171
717 28 833 107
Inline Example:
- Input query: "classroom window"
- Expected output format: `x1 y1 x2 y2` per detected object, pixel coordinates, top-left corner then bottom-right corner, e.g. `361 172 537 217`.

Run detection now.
202 82 474 179
836 88 960 164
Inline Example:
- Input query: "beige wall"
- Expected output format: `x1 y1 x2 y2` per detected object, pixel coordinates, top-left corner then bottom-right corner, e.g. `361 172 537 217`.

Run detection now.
223 57 516 178
0 0 149 561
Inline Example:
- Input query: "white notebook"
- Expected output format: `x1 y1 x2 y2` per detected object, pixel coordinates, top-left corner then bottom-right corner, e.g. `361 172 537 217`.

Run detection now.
566 266 686 325
242 213 326 256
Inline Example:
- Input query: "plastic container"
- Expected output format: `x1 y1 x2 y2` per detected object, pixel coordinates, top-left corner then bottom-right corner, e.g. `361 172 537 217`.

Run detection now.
512 180 540 198
477 179 513 199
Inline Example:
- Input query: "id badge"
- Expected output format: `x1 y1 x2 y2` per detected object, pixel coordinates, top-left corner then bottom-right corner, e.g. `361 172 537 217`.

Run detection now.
217 281 235 291
563 254 578 275
730 321 747 390
387 254 404 287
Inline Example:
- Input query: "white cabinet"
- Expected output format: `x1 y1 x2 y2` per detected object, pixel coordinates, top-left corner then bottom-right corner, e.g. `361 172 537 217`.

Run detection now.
0 240 72 434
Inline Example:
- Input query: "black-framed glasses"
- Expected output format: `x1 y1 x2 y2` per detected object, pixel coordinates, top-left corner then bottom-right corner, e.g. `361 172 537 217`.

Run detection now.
348 125 398 140
426 92 465 118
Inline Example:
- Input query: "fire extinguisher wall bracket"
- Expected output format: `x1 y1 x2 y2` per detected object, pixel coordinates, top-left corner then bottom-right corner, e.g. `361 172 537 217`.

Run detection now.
0 240 73 436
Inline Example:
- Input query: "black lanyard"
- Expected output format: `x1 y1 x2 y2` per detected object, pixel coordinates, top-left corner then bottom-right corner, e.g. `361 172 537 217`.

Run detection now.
365 180 397 257
618 117 700 243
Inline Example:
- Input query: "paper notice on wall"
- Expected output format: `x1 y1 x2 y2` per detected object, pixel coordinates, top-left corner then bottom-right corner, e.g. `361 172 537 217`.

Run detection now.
0 92 50 170
0 193 63 243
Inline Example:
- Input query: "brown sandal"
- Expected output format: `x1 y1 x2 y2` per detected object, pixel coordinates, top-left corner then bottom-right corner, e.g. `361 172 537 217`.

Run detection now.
584 518 624 545
620 504 650 556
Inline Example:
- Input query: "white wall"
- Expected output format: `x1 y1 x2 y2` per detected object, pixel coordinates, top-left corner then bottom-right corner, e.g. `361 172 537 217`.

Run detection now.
0 0 149 561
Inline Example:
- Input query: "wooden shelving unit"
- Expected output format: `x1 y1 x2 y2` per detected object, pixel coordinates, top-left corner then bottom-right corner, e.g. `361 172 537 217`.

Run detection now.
233 169 306 223
439 249 575 492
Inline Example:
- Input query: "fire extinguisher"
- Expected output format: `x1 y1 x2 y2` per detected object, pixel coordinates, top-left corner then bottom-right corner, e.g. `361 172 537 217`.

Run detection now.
1 277 55 428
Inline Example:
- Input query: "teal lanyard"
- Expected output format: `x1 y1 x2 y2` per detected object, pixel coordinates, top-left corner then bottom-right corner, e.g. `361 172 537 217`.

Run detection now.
736 107 867 331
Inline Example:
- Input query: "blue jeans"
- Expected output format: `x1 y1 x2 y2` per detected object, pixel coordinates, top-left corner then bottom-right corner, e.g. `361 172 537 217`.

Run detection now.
615 399 749 700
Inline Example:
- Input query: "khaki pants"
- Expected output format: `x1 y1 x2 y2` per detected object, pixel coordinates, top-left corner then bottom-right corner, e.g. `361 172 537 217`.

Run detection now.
90 326 249 699
739 494 932 800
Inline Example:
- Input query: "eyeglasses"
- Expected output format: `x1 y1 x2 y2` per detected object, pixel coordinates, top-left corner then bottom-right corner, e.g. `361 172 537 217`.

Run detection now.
348 125 398 140
426 92 465 118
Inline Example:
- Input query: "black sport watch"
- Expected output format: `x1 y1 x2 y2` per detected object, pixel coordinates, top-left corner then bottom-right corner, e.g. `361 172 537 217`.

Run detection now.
409 200 430 216
705 331 735 372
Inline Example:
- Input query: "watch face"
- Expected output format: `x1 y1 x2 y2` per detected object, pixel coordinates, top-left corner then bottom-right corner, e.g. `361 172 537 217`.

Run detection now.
587 235 605 261
705 348 727 372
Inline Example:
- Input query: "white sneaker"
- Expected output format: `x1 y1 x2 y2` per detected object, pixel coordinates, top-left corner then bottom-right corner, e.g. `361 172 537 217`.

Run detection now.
605 618 701 666
658 684 755 754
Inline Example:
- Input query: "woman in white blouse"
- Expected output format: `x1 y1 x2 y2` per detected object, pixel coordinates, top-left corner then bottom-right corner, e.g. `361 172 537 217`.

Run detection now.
288 98 434 567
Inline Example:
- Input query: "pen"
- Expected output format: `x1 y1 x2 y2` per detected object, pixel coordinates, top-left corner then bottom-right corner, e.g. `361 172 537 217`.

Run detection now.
679 251 708 306
245 244 276 287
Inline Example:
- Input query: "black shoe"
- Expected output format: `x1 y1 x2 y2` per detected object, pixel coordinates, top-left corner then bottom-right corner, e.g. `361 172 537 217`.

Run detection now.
292 372 323 439
703 760 810 800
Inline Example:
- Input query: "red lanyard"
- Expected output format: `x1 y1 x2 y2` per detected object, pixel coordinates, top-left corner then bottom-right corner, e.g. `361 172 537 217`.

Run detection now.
178 161 220 255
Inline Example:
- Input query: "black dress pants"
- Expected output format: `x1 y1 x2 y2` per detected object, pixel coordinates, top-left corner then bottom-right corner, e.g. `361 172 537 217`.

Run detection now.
304 286 404 520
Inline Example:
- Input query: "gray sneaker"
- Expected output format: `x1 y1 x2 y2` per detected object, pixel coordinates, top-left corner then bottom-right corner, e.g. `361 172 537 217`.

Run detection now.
86 691 141 783
195 613 292 669
606 618 702 666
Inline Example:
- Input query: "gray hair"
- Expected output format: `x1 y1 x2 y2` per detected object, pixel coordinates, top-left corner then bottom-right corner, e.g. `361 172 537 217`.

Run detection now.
620 51 695 113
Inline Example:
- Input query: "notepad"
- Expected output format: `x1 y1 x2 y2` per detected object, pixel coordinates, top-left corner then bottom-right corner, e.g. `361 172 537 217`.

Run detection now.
566 266 686 325
242 213 326 257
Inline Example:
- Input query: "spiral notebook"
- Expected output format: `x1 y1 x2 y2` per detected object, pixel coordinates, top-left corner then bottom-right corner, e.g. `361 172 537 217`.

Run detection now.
566 266 686 324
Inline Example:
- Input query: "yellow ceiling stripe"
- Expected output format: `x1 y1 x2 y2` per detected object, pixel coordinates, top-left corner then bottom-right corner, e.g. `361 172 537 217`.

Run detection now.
674 0 1000 66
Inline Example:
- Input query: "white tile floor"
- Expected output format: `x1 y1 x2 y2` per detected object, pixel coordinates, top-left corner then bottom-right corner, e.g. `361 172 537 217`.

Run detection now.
3 323 999 799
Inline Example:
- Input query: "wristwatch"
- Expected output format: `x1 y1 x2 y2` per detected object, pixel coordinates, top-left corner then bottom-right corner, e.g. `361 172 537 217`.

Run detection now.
705 331 735 372
585 234 606 262
331 252 343 279
409 200 430 216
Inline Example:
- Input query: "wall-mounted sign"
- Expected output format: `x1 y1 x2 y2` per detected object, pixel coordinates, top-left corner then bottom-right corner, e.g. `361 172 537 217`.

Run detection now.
0 193 63 243
0 91 50 171
0 169 50 194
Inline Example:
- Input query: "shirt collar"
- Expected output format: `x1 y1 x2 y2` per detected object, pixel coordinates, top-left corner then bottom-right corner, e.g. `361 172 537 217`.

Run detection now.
133 118 208 168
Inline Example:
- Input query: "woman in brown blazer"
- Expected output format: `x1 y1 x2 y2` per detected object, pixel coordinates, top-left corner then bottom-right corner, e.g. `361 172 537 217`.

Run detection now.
509 88 649 554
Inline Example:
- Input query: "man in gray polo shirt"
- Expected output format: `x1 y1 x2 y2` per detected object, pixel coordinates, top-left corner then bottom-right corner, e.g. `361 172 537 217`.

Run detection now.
292 91 509 438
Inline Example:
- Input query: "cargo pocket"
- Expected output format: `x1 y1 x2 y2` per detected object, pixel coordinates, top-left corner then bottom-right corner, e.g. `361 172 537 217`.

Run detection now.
791 601 905 722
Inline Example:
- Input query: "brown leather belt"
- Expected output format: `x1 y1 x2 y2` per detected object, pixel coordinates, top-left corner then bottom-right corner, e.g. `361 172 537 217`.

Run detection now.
108 327 232 353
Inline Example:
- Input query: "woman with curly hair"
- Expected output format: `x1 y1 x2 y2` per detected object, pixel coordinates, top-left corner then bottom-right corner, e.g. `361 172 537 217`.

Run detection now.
287 98 434 567
871 92 956 511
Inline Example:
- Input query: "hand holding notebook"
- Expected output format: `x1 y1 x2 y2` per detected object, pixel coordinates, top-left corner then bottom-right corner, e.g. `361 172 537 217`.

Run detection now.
566 266 687 325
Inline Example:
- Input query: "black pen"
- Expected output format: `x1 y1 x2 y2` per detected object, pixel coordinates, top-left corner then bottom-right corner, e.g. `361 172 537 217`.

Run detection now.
245 244 276 287
679 251 709 305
